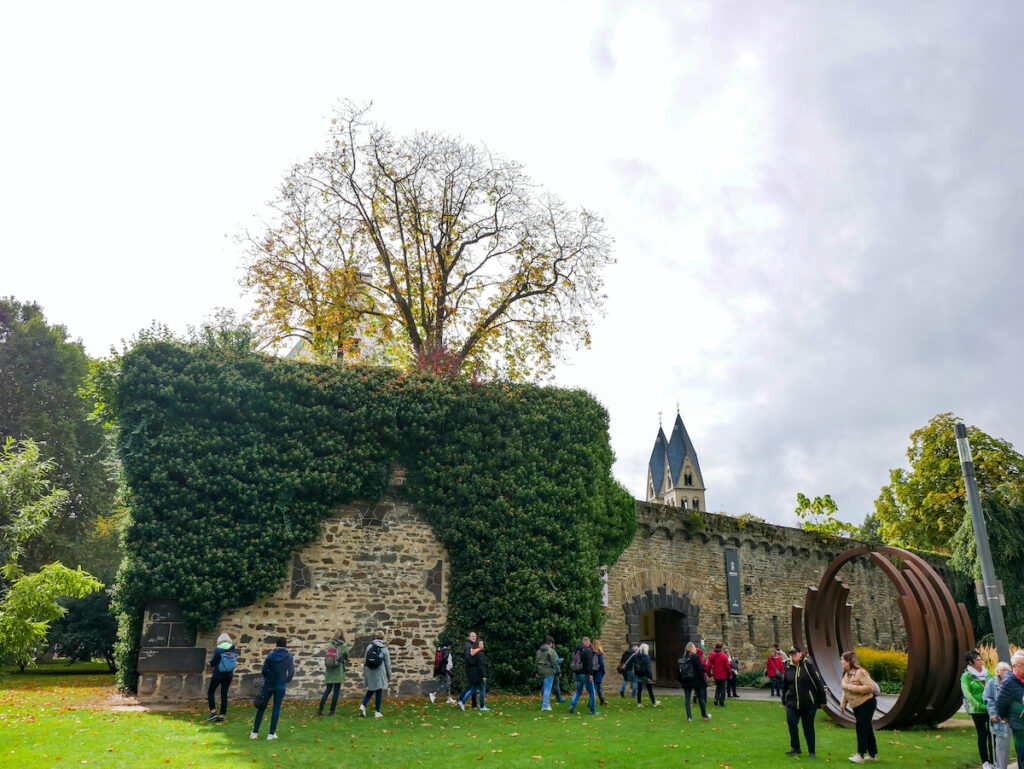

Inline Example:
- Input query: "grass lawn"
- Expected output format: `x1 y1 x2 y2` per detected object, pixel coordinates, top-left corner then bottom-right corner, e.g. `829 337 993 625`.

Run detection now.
0 673 982 768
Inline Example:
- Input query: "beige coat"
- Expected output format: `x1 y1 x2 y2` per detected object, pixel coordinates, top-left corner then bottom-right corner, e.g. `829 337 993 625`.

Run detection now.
840 666 876 710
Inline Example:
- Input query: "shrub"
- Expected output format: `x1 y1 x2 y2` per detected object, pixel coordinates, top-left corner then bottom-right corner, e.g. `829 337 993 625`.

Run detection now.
855 646 907 683
737 672 769 688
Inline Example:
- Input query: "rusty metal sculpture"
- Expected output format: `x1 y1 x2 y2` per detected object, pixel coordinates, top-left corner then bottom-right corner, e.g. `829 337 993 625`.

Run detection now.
792 546 974 729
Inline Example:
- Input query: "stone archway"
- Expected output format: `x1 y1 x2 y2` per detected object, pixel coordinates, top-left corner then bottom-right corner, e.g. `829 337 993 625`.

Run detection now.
622 587 701 686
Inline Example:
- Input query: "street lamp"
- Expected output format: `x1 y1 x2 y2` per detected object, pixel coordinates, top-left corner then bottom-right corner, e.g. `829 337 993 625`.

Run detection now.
954 422 1011 660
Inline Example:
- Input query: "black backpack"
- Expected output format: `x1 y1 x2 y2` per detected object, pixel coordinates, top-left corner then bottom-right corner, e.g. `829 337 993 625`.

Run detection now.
365 643 384 670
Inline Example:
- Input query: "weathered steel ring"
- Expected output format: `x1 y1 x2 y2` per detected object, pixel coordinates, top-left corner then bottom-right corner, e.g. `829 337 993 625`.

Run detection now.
792 546 973 729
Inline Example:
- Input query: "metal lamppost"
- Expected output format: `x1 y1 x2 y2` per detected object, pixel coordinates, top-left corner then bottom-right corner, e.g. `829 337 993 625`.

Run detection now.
954 422 1011 660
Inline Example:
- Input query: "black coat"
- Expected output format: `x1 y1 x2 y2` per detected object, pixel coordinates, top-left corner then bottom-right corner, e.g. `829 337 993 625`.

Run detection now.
782 657 826 712
677 651 706 687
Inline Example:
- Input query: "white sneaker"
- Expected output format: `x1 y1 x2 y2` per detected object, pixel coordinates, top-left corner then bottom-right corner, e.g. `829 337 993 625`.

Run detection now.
848 755 865 764
447 698 457 704
542 706 552 711
981 763 993 769
249 732 258 740
359 704 366 717
653 701 660 707
636 702 643 708
429 692 436 703
267 734 278 741
478 707 489 712
459 701 466 711
374 711 384 718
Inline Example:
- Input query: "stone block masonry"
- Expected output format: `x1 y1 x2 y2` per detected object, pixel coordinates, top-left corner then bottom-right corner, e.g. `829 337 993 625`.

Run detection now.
602 502 922 678
137 492 449 704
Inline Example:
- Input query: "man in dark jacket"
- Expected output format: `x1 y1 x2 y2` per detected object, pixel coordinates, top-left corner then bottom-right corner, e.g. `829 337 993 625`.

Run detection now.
464 632 482 708
996 650 1024 768
568 637 599 715
781 645 826 758
251 637 295 741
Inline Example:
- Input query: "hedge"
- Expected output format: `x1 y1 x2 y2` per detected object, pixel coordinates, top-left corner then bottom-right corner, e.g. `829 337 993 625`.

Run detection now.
107 341 636 691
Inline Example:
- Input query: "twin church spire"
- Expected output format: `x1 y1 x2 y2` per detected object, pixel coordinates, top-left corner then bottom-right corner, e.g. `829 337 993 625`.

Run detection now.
646 410 706 510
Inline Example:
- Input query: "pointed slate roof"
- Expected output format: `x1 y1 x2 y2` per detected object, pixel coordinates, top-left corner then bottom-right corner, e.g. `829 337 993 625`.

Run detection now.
648 427 668 493
667 413 703 487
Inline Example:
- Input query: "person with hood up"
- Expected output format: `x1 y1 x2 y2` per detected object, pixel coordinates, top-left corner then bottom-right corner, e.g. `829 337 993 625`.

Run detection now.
360 630 393 718
317 630 349 718
534 636 560 711
250 637 294 741
206 632 237 722
781 645 826 759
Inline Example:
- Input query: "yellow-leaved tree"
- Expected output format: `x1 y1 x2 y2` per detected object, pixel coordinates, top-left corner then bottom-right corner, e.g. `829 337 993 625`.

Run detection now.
242 102 613 380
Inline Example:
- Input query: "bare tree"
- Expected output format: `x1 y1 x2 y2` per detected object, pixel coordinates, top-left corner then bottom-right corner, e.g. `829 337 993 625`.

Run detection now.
242 102 613 379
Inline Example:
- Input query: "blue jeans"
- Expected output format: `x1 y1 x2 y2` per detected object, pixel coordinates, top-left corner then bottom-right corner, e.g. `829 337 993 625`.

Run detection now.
570 674 596 713
253 687 285 734
541 675 555 708
459 680 486 708
620 671 636 696
361 689 383 712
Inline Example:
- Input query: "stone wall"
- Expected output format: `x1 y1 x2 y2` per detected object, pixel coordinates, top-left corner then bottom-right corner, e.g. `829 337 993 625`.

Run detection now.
602 502 918 677
137 489 448 703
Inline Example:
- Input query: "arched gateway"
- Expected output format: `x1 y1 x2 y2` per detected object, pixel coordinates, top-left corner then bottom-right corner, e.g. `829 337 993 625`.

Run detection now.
622 587 701 686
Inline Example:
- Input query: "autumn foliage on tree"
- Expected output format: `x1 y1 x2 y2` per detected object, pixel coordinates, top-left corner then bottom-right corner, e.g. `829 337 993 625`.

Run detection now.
242 102 613 380
874 413 1024 552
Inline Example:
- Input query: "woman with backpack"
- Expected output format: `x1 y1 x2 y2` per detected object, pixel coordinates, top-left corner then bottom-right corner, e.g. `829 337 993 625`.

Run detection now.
317 630 349 718
429 639 455 704
360 630 392 718
634 642 659 707
677 642 709 721
205 632 237 722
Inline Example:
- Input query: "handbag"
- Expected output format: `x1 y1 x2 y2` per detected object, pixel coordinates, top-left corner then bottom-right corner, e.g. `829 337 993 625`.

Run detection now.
253 689 271 709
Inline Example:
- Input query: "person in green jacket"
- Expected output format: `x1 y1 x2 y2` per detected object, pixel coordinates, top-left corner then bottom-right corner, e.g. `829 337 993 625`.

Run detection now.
961 649 995 769
317 630 349 717
535 636 560 711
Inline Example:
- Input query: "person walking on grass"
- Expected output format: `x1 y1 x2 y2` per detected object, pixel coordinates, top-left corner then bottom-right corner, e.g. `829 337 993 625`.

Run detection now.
619 643 638 698
996 650 1024 769
360 630 392 718
781 645 825 759
317 630 348 718
535 636 560 711
430 639 455 704
963 649 995 769
838 650 879 763
709 643 730 706
634 642 658 708
592 639 608 707
205 632 237 723
458 637 488 711
250 637 294 741
568 636 599 715
984 661 1011 769
677 642 710 722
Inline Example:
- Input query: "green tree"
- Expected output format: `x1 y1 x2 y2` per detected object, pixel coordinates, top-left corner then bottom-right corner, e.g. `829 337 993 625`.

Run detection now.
794 492 857 536
48 590 117 670
0 438 102 670
949 486 1024 643
874 413 1024 552
242 102 613 380
0 298 119 576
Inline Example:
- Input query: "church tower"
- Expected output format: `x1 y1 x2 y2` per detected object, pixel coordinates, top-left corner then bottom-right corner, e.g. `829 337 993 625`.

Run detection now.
646 412 706 511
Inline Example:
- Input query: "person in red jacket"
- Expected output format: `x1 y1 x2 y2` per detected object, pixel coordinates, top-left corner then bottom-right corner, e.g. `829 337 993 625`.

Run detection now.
766 650 785 697
708 643 731 707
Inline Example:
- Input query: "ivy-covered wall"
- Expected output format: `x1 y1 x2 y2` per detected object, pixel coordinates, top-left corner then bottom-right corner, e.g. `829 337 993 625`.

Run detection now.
110 342 636 691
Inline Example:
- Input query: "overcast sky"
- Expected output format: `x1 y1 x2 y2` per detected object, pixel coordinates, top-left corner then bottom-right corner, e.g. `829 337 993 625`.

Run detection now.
3 1 1022 527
